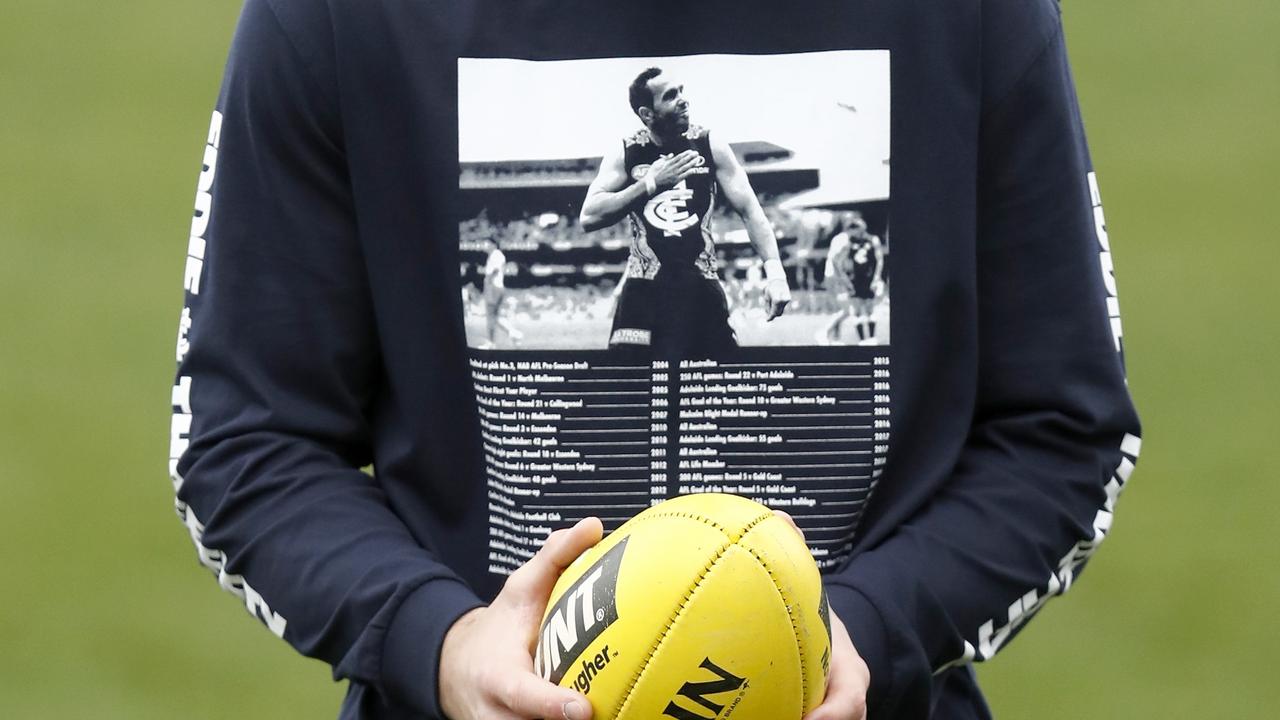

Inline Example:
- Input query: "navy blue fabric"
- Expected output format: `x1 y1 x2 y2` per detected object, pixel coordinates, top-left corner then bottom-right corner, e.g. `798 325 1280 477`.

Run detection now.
173 0 1140 717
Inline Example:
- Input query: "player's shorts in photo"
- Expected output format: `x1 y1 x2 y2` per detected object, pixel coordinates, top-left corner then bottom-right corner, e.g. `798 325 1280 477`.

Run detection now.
609 275 736 358
852 277 877 300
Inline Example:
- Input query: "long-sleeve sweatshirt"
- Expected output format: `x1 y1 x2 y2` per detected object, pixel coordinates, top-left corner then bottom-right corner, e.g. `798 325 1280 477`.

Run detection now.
168 0 1141 717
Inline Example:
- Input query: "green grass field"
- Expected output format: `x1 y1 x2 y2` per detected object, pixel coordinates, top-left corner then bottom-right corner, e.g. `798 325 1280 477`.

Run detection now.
2 1 1277 717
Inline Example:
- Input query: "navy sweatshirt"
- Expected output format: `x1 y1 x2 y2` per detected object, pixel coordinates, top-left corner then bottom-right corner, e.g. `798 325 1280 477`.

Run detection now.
168 0 1141 717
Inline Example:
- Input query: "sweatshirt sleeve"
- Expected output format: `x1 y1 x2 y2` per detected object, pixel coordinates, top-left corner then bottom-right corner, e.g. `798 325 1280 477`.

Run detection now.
824 9 1142 717
167 0 482 715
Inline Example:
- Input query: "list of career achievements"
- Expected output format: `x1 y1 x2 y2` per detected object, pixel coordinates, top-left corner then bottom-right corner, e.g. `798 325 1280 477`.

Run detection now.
472 356 891 574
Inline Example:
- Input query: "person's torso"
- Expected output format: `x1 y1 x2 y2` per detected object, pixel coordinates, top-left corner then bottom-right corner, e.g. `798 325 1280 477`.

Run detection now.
321 0 991 604
484 249 506 290
846 234 877 282
621 126 718 281
266 1 1068 717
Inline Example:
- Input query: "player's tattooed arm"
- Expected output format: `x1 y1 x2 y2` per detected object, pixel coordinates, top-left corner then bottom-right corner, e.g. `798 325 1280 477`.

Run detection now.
579 143 638 232
580 144 703 232
710 133 774 255
710 133 791 319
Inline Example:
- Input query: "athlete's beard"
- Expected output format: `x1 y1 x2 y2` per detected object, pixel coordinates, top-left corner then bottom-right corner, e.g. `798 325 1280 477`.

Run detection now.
652 111 690 141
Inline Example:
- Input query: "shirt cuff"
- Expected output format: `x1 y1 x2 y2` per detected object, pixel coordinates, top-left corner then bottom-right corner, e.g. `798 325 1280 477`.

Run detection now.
825 582 892 714
381 577 486 717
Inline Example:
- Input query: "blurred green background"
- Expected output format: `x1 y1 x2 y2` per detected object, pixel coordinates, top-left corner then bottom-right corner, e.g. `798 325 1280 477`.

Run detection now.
1 1 1276 717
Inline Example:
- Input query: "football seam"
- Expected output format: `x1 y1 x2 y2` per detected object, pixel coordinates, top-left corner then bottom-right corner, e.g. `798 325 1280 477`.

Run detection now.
617 509 733 538
611 511 773 718
738 532 811 710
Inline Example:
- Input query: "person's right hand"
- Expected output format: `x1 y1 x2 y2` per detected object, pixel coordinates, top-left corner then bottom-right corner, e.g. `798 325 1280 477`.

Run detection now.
439 517 604 720
647 149 705 190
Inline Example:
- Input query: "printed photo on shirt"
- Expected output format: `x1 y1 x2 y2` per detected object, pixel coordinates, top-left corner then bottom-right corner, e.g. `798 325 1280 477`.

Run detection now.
458 51 890 354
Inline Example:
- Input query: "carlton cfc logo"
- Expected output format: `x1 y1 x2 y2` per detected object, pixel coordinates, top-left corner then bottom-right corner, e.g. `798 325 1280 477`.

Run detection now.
633 156 705 237
645 182 699 237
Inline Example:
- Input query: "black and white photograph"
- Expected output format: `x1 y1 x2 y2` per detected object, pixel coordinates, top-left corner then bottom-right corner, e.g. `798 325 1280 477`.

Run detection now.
458 51 891 353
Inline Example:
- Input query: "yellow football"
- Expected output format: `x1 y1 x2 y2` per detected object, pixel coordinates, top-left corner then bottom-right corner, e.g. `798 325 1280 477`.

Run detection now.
534 493 832 720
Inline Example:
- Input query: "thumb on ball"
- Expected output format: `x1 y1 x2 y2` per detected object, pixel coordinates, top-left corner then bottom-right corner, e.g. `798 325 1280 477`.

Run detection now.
504 517 604 604
544 517 604 572
500 673 593 720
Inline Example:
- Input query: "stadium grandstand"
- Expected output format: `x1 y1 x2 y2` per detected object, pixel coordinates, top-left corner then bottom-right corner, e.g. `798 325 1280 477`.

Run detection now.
459 140 889 347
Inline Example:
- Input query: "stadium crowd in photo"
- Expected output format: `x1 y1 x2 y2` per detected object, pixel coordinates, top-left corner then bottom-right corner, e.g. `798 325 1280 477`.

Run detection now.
458 147 890 349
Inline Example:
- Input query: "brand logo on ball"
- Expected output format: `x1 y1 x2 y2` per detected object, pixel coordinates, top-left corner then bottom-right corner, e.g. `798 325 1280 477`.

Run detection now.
661 657 748 720
535 537 628 684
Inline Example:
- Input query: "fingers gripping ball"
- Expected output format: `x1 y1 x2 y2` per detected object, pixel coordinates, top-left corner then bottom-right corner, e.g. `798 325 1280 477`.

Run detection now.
534 494 832 720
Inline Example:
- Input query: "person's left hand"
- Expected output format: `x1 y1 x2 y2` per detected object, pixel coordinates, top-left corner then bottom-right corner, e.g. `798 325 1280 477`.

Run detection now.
773 511 870 720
